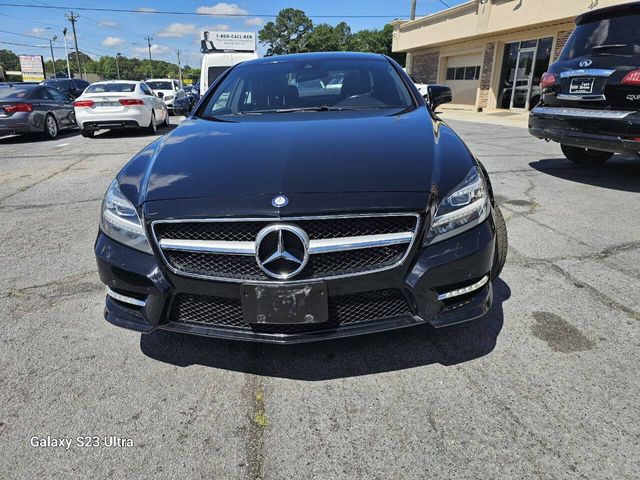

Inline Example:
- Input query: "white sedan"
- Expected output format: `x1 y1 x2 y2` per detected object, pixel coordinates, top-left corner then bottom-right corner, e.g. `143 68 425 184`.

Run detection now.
73 80 169 138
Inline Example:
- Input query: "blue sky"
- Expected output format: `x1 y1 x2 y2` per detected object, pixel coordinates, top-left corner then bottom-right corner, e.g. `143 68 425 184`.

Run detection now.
1 1 467 66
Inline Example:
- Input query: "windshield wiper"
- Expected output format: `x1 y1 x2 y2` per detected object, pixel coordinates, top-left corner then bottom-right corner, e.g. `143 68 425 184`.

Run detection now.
247 106 354 114
592 44 628 51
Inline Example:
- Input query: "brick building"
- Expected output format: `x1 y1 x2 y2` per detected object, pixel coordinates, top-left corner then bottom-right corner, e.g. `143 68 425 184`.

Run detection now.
391 0 631 111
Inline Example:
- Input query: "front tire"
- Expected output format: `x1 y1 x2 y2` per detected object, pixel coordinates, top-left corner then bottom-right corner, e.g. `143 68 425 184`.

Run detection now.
80 129 94 138
43 114 58 139
491 206 508 281
145 112 157 134
561 144 613 165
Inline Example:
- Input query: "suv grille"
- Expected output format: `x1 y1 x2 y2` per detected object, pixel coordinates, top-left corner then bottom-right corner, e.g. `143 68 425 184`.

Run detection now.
170 289 412 334
153 215 419 281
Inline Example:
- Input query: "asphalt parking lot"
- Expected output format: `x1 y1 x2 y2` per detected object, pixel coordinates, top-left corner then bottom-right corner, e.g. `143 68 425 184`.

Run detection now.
0 115 638 479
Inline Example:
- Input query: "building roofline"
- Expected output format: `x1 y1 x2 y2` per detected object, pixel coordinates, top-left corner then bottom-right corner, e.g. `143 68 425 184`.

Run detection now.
395 1 477 31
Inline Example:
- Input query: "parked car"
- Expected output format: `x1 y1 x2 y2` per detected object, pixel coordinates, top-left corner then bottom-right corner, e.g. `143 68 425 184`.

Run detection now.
145 79 184 113
73 80 169 137
409 74 430 97
529 2 640 164
172 88 200 116
41 78 90 99
95 52 507 343
0 84 76 139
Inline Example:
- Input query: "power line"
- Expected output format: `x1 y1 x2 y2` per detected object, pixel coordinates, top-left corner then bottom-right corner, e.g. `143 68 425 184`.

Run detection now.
65 11 82 79
0 29 49 40
0 2 410 18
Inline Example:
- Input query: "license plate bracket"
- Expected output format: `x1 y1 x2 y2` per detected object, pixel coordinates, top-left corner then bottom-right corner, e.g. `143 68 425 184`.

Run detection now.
240 282 328 325
570 77 594 94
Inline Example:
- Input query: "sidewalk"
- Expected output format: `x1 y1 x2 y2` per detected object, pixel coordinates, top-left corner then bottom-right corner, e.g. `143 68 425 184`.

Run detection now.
437 108 529 129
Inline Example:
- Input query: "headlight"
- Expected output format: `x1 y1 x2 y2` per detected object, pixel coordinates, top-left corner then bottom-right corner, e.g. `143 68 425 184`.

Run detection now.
100 179 152 254
164 95 174 101
424 166 490 245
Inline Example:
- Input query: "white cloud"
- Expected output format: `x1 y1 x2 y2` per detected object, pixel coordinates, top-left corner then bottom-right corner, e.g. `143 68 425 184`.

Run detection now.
99 21 118 27
202 24 231 32
101 36 125 47
244 17 264 26
157 23 198 38
136 7 158 13
131 44 172 56
28 27 47 36
196 3 248 16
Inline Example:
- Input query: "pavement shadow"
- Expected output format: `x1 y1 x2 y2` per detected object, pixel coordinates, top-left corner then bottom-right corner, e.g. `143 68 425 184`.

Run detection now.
529 155 640 193
93 122 178 139
140 278 510 381
0 129 80 144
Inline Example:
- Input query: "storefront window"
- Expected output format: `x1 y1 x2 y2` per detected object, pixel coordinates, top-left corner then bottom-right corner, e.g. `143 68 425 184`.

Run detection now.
496 37 553 110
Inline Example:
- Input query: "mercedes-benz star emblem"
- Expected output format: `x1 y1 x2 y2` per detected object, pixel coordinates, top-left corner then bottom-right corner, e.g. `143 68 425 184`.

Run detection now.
272 195 288 208
579 59 593 68
255 224 309 279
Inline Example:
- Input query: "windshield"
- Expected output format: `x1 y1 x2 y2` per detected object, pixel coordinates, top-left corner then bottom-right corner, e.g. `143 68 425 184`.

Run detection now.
147 81 173 90
560 14 640 59
43 79 71 88
200 58 413 117
85 83 136 93
0 86 35 99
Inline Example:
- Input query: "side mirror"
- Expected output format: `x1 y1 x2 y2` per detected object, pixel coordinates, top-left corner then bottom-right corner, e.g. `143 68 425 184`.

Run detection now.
425 85 452 110
173 105 188 116
156 91 164 99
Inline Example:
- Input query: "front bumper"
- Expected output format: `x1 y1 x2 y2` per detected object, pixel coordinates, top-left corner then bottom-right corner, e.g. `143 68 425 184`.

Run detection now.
529 106 640 154
95 215 496 343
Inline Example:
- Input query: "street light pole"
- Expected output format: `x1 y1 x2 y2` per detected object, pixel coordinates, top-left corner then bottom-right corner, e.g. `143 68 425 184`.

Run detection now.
62 27 71 78
48 35 57 78
115 52 121 80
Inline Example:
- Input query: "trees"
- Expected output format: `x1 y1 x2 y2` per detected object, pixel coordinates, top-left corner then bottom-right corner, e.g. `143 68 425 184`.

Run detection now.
0 49 20 71
258 10 405 66
258 8 313 55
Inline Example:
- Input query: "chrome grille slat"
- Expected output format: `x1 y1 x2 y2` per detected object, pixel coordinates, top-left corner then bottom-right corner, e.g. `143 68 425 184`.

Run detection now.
152 214 420 282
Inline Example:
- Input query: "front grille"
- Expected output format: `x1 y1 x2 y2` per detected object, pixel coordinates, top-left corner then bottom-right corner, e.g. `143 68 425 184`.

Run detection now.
165 243 407 281
169 289 412 334
154 214 419 281
154 216 417 242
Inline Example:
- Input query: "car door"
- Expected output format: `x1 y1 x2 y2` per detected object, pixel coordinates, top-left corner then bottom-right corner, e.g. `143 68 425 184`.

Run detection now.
31 87 55 129
45 87 74 128
140 83 160 120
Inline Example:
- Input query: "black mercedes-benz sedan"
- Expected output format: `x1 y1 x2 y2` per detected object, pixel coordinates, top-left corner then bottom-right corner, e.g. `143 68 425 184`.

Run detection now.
529 2 640 164
95 52 507 343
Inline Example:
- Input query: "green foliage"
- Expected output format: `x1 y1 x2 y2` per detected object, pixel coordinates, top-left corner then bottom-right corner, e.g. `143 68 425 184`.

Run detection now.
0 49 20 71
258 8 313 55
259 12 405 66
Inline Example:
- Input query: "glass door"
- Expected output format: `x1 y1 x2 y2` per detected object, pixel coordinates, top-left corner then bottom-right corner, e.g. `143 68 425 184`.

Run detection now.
510 47 536 110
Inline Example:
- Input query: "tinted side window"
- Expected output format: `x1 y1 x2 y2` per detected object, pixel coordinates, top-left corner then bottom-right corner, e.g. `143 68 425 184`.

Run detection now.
33 88 53 100
140 84 153 96
46 87 67 101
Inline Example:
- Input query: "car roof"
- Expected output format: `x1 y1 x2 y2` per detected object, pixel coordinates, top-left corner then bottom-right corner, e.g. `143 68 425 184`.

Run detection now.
576 1 640 24
146 78 176 82
91 80 140 85
242 51 387 66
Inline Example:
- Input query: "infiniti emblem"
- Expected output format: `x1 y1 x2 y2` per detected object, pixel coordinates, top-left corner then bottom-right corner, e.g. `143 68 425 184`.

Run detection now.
255 224 309 279
579 59 593 68
272 195 288 208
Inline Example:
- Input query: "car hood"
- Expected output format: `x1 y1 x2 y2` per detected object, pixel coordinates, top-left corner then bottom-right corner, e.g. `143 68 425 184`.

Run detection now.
118 107 475 216
136 108 467 203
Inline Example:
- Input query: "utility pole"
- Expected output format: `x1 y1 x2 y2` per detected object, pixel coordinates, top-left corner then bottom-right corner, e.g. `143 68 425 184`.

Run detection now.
405 0 417 75
176 49 183 86
48 35 57 78
65 12 82 79
145 36 153 78
62 28 71 78
115 52 121 80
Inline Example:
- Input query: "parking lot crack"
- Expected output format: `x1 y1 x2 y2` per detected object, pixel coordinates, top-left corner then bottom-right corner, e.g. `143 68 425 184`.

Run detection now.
243 372 267 480
0 157 86 204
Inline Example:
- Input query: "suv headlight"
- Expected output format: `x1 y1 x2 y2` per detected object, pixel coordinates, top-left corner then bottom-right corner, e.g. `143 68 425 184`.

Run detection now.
100 179 152 254
424 166 490 245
